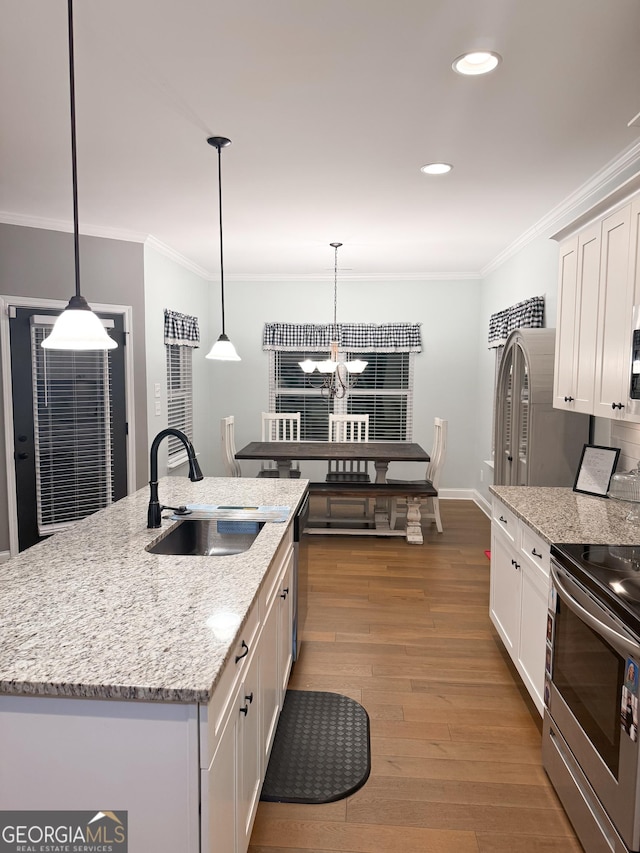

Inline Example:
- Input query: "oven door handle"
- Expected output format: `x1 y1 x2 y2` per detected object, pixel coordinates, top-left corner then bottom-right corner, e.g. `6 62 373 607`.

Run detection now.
551 564 640 658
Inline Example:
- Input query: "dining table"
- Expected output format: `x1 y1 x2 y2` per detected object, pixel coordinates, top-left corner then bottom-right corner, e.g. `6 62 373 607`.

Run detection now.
234 440 429 480
235 440 431 542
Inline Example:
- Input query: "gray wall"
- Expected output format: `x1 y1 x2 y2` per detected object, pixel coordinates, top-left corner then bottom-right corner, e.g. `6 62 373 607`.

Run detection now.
0 223 148 551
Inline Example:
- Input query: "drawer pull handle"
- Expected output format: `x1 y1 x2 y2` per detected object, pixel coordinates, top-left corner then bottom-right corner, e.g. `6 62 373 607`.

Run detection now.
532 548 543 559
245 692 254 704
564 396 574 402
280 587 289 599
240 704 249 716
499 516 508 524
235 640 249 664
612 402 625 410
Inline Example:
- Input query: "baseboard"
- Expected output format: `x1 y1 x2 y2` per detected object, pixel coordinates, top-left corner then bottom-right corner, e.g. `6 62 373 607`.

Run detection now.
0 550 11 563
439 488 477 501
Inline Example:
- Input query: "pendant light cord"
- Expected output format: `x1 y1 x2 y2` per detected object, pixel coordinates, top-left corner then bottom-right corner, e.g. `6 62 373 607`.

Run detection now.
217 144 226 336
330 241 342 340
67 0 81 300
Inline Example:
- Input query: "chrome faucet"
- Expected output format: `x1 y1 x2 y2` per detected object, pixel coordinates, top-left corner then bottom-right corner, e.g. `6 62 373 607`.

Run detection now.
147 428 203 528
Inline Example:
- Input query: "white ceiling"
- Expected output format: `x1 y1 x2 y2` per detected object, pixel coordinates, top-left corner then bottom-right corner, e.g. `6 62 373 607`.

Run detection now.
1 0 640 279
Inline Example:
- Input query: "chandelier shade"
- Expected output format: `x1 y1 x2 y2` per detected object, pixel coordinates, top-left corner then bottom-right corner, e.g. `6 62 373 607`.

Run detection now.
298 243 367 398
205 136 241 362
41 0 117 352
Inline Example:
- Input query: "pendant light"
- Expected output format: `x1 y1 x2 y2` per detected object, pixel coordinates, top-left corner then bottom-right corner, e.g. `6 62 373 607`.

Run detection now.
205 136 241 361
41 0 116 351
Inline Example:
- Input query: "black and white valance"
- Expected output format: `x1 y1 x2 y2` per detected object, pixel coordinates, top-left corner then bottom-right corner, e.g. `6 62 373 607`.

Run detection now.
263 322 422 352
164 309 200 347
488 296 544 348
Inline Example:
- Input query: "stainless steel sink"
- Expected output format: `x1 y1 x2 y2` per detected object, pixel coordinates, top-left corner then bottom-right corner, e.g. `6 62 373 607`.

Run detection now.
146 519 264 556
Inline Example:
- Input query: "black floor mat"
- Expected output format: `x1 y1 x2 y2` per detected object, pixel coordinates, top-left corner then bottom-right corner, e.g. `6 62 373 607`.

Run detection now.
260 689 371 804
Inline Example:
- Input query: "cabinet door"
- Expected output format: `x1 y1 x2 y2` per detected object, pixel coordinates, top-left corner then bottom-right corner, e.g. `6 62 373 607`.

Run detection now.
517 562 549 715
201 683 239 853
237 647 261 853
260 590 280 770
573 223 602 413
489 529 521 658
593 204 633 418
554 236 579 409
623 198 640 422
278 549 295 698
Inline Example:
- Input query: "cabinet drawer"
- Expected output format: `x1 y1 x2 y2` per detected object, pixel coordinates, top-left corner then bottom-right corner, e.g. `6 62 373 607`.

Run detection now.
260 530 293 618
492 499 517 543
199 601 260 768
520 525 550 578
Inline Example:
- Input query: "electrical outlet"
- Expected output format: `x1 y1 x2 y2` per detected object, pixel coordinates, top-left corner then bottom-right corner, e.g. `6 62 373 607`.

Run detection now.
155 401 161 416
154 382 161 398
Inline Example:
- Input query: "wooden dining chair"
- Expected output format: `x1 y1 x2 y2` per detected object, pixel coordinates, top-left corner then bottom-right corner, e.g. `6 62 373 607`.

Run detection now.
326 413 371 517
259 412 301 478
388 417 448 533
220 415 242 477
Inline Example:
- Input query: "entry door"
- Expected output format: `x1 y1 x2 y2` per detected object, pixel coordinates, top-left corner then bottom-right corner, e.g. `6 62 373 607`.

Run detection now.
9 306 128 552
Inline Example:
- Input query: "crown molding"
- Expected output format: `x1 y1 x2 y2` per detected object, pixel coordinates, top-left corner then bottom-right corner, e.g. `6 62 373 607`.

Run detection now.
0 211 147 243
144 235 213 280
224 271 482 282
480 138 640 277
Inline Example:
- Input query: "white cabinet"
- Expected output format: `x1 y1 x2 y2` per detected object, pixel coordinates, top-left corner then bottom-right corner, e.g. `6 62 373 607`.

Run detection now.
593 205 634 418
490 497 550 714
553 195 640 422
200 526 296 853
553 225 601 413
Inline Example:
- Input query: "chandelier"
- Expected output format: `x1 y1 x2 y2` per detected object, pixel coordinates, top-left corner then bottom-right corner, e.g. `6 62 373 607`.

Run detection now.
298 242 367 398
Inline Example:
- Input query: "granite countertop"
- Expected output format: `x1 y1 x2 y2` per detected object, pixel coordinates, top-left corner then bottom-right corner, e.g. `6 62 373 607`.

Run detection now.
0 477 308 704
490 485 640 546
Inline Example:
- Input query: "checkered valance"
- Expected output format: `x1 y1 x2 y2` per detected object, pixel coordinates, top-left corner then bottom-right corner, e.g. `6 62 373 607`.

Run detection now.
262 322 422 352
488 296 544 348
164 309 200 347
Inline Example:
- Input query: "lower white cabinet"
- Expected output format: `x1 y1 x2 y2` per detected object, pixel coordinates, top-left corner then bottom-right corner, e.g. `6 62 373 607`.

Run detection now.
200 530 296 853
490 497 550 715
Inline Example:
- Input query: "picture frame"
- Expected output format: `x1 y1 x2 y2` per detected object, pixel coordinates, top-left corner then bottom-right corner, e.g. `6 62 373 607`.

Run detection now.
573 444 621 498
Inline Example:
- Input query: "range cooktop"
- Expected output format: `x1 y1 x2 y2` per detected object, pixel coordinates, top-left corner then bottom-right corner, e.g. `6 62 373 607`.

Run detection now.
551 543 640 639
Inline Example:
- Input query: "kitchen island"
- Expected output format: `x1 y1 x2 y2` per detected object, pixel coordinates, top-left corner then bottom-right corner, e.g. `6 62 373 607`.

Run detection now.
0 476 308 853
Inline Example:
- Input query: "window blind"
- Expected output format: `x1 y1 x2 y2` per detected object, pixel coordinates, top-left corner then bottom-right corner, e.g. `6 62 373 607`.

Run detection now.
31 321 114 535
166 344 194 463
269 350 414 441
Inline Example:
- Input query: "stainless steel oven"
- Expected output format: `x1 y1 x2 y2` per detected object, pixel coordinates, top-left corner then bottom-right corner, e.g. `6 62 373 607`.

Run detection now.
544 545 640 853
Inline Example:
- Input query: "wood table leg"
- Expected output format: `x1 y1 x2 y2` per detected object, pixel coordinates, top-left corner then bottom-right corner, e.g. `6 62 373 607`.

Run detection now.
405 497 424 544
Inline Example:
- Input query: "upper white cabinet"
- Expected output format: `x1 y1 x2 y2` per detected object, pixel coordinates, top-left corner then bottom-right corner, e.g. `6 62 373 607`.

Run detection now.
553 192 640 422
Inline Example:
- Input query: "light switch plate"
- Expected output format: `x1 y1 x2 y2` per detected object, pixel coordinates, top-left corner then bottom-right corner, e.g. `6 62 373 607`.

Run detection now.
154 382 161 398
155 401 161 416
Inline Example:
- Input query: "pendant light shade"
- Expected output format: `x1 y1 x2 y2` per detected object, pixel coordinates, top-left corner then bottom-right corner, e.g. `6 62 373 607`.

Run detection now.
41 0 117 352
205 136 241 361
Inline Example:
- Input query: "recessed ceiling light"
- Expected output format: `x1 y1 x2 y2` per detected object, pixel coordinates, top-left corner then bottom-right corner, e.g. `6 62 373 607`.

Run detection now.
420 163 452 175
452 51 501 76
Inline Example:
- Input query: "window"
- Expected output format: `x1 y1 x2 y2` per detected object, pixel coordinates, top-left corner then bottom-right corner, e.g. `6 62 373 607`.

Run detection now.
166 344 194 464
269 349 414 441
163 309 199 466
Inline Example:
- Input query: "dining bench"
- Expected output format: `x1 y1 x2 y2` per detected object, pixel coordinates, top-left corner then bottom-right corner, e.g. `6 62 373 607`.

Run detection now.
307 481 437 544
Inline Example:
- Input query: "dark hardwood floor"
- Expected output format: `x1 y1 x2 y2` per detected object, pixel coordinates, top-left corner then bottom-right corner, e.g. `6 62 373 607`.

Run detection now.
249 499 583 853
